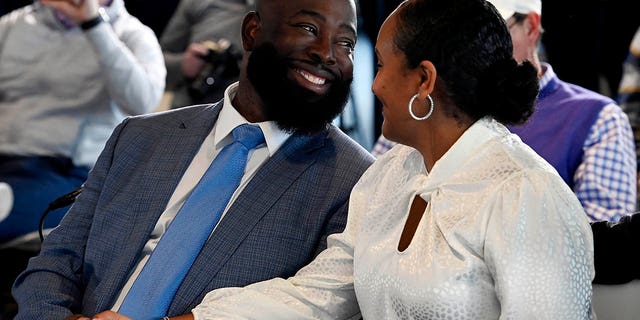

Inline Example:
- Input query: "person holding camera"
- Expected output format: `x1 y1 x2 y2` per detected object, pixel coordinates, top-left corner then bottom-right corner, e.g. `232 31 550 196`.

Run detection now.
161 0 252 109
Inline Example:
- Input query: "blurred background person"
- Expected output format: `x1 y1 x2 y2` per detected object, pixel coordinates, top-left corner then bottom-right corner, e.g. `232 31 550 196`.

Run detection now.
618 26 640 209
0 0 165 244
494 0 636 222
0 0 165 316
160 0 252 109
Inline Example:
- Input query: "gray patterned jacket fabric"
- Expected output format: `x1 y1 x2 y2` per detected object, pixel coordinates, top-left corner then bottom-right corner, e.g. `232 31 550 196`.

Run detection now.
12 102 374 319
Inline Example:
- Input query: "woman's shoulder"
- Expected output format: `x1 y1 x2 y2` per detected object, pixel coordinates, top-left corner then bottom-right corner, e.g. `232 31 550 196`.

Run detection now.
353 144 421 192
468 124 561 183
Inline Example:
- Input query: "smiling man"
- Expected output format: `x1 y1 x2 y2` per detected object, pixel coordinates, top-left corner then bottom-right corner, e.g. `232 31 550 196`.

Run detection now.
11 0 374 319
239 0 356 134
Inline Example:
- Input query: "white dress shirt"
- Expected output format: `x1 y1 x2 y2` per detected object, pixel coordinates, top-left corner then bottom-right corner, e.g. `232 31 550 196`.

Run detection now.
111 82 291 309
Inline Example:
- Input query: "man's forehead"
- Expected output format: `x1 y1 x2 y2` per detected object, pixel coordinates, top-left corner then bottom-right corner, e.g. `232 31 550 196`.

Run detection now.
257 0 356 16
260 0 356 27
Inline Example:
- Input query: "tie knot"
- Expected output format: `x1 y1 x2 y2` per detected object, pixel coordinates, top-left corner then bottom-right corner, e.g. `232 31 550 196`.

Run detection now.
232 124 265 150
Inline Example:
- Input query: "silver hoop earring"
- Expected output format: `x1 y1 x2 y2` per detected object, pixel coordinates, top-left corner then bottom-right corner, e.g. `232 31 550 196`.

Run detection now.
408 93 434 121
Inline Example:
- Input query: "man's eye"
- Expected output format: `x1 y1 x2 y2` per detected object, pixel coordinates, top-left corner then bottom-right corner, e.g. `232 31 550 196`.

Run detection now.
339 41 355 53
299 24 317 34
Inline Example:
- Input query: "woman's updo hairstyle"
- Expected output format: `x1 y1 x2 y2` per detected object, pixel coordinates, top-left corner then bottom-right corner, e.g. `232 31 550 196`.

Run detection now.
394 0 538 125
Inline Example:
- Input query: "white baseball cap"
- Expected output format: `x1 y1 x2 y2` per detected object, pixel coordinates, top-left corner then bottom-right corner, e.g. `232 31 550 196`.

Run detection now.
488 0 541 20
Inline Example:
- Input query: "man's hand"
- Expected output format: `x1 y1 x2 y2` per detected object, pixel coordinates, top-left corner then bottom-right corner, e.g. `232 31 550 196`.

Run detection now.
64 311 195 319
182 43 210 79
64 310 133 320
41 0 101 24
91 310 133 320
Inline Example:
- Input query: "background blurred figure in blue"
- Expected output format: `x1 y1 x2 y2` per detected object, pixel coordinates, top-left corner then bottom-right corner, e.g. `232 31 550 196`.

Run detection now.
0 0 165 316
0 0 165 244
493 0 636 222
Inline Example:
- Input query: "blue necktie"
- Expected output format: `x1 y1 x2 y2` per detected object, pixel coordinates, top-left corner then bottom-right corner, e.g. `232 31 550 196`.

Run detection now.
118 124 265 319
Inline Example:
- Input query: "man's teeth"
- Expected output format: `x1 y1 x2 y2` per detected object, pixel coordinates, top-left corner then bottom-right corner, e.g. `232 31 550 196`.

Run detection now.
297 69 326 85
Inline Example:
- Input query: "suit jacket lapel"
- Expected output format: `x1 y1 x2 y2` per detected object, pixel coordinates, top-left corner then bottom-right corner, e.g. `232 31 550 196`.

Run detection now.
170 129 328 311
100 104 223 310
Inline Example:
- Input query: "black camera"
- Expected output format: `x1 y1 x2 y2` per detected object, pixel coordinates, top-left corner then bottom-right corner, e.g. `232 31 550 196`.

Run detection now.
188 39 242 103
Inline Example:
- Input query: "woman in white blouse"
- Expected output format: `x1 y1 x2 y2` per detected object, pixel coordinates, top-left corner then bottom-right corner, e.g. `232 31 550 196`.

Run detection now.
92 0 595 319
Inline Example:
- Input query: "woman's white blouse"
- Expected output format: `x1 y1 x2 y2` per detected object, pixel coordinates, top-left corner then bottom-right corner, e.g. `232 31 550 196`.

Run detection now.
192 118 595 320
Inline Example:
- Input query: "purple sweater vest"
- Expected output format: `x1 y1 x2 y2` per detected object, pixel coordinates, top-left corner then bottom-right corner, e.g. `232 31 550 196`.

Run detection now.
508 75 614 189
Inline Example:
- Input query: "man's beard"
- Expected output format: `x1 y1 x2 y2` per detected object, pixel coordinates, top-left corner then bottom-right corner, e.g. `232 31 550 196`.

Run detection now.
247 43 353 135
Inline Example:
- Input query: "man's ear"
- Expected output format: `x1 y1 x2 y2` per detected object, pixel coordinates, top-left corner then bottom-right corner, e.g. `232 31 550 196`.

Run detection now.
418 60 437 97
525 12 542 44
241 11 261 51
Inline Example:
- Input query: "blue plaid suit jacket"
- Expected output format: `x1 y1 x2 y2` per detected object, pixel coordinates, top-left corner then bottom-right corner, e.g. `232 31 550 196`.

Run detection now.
13 102 374 319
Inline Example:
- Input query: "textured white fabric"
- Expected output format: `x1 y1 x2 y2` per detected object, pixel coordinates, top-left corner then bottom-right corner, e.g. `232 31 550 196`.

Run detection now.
192 118 595 320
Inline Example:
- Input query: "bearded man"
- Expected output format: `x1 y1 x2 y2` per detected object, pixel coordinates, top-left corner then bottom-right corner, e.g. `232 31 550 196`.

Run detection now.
11 0 374 319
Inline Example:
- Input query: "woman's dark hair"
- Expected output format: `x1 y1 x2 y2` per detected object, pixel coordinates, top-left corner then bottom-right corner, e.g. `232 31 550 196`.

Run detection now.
394 0 538 124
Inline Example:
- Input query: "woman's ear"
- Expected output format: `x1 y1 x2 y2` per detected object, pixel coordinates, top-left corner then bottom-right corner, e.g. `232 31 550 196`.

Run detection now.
418 60 437 98
241 11 261 51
